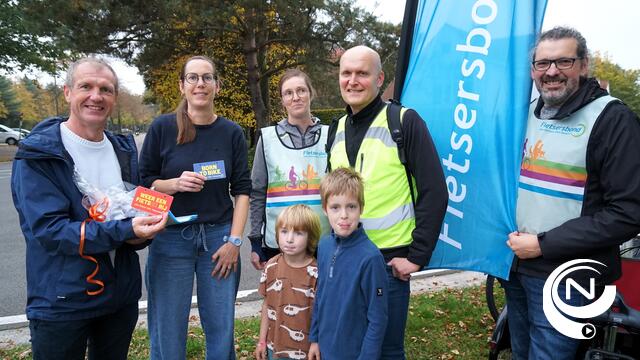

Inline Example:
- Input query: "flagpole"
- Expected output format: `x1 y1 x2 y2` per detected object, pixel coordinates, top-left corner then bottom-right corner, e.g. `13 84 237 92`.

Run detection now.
393 0 419 101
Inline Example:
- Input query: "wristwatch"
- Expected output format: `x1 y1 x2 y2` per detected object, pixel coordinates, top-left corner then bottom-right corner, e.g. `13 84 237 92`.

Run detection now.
224 235 242 247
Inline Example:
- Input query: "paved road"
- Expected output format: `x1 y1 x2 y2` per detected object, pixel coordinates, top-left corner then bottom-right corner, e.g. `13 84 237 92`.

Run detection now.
0 135 261 317
0 161 25 317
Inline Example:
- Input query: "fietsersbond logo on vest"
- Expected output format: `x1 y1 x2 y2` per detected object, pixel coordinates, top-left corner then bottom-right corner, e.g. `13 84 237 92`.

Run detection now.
303 150 327 158
539 121 586 137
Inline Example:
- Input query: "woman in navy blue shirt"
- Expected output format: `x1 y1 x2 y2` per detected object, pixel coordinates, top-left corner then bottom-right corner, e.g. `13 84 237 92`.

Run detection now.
139 55 251 360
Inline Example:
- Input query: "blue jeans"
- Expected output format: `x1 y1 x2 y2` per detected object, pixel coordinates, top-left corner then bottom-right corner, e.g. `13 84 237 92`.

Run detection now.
29 302 138 360
146 222 240 360
500 273 585 360
380 265 411 360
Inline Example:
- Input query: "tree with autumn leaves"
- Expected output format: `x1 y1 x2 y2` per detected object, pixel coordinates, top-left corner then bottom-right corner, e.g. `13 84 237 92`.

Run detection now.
7 1 638 136
15 0 400 142
591 52 640 117
0 75 155 131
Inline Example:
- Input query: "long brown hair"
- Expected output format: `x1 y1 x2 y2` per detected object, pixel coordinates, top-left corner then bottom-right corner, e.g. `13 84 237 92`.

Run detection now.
175 55 218 144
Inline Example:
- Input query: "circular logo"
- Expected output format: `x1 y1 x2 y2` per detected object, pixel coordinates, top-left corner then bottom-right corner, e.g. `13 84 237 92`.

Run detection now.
582 324 596 338
542 259 616 339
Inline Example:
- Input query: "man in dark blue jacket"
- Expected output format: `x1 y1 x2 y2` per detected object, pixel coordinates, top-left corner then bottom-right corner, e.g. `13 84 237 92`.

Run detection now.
11 57 167 360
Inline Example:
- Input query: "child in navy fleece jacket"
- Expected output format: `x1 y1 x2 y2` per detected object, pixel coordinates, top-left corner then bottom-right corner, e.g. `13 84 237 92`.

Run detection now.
308 167 388 360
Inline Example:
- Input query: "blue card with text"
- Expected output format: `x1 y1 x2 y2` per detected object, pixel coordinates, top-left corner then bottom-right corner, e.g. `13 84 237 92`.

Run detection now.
193 160 226 180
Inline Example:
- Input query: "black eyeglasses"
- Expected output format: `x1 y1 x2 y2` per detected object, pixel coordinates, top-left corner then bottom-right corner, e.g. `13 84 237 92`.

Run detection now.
532 58 580 71
183 73 216 84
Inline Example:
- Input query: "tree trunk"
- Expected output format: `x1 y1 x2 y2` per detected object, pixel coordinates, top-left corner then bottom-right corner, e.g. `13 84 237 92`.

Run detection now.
243 30 269 144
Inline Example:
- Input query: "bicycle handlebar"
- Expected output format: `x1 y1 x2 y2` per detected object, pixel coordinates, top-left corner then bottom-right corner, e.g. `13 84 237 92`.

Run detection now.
590 294 640 331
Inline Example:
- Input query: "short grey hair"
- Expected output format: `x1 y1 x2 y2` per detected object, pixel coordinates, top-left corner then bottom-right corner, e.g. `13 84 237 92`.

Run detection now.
65 57 119 94
532 26 588 61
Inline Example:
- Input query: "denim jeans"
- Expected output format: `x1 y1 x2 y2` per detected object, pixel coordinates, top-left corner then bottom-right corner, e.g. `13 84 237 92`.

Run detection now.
380 265 411 360
500 272 585 360
146 222 240 360
29 302 138 360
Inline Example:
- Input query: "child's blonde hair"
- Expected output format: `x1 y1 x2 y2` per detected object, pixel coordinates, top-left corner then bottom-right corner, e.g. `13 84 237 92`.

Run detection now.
275 204 321 254
320 167 365 209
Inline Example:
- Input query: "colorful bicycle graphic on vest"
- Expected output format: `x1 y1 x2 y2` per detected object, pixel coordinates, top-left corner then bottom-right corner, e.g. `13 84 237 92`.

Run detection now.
521 139 546 170
285 164 321 191
286 166 308 190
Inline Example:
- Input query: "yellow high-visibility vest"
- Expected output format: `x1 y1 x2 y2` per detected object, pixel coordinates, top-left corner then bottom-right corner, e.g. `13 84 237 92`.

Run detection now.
330 105 415 249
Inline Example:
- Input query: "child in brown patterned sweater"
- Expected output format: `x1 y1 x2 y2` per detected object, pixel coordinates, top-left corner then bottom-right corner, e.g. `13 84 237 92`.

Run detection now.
255 204 321 360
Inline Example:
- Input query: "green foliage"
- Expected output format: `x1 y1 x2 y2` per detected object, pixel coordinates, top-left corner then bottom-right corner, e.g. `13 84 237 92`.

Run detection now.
14 0 400 143
0 76 21 126
312 108 346 125
247 143 256 172
591 52 640 117
110 89 159 132
0 99 7 118
0 2 67 72
0 74 154 131
0 76 67 128
44 82 67 118
13 79 40 125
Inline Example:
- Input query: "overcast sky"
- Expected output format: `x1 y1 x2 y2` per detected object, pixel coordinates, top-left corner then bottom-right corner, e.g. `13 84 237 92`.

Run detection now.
9 0 640 95
367 0 639 70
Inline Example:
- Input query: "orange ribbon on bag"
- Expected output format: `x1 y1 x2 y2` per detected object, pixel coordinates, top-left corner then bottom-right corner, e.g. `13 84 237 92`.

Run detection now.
79 197 109 296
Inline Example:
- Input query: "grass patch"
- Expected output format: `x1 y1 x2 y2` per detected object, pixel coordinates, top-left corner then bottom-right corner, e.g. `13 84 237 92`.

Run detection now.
405 286 498 359
0 284 502 359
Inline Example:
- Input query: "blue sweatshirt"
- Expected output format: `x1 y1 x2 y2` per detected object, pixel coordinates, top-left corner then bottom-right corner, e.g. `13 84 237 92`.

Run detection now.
309 226 388 359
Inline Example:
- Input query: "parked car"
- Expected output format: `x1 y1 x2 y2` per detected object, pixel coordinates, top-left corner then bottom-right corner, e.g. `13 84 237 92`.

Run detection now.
12 128 31 139
0 124 21 145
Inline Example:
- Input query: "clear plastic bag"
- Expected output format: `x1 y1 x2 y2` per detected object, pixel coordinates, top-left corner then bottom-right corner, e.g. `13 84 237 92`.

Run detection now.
74 168 146 221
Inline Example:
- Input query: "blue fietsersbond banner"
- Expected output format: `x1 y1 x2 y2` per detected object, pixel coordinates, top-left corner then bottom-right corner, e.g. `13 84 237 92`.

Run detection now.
401 0 547 279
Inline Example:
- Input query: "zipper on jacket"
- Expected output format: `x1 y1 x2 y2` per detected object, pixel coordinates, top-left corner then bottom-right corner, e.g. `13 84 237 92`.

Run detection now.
359 153 364 173
329 244 341 278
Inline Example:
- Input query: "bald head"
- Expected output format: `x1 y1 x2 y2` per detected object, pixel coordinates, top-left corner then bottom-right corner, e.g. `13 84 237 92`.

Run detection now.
339 45 385 114
340 45 382 73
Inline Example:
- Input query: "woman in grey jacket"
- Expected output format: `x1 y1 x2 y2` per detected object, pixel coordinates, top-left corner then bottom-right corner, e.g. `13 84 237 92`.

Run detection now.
249 69 329 269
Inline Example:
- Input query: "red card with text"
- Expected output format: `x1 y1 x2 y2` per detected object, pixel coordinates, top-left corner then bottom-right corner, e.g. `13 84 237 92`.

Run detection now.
131 186 173 215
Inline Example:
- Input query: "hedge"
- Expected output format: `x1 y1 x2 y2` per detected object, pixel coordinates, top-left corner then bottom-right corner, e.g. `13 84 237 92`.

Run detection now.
312 108 346 125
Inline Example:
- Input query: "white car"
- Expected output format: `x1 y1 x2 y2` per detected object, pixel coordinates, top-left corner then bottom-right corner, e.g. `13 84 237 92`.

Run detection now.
12 128 31 139
0 124 21 145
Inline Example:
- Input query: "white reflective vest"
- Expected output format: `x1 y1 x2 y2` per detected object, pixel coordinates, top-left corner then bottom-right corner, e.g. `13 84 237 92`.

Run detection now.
262 125 330 248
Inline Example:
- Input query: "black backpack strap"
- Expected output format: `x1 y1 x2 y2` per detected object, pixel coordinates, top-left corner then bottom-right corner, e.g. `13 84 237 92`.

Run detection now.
325 116 341 173
386 99 406 165
386 99 416 205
